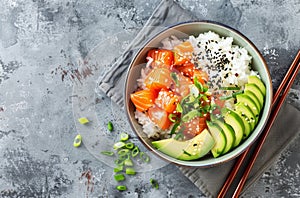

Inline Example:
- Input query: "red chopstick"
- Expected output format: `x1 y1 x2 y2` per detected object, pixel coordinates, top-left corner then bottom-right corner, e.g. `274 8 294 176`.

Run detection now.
218 50 300 198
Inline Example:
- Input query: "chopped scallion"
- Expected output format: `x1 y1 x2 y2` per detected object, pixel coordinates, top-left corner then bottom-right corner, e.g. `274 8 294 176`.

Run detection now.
125 142 134 150
125 167 136 175
150 178 159 189
114 166 123 173
113 142 125 150
118 149 129 156
170 122 180 135
176 103 183 113
107 121 113 131
131 146 139 157
114 159 124 166
101 151 114 156
116 185 127 191
120 132 129 141
73 134 82 147
114 174 125 181
78 117 89 125
124 159 133 166
168 114 177 122
140 152 150 163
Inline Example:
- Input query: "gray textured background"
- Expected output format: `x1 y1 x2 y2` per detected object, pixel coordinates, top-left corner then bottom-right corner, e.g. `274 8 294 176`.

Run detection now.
0 0 299 197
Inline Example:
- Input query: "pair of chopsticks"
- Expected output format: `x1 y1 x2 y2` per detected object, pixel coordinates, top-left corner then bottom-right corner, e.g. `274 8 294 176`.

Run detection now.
218 50 300 198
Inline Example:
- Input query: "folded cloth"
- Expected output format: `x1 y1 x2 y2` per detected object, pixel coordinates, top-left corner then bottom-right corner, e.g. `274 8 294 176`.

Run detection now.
97 0 300 197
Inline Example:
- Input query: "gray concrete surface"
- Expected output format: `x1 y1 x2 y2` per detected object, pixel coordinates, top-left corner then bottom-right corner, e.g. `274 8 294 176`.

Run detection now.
0 0 299 197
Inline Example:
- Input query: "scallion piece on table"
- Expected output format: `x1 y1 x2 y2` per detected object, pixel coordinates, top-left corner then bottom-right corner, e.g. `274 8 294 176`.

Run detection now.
131 146 140 157
78 117 89 125
114 174 125 181
116 185 127 191
120 132 129 141
124 159 133 166
114 166 123 173
107 121 113 131
140 152 150 163
113 142 125 150
115 159 124 166
101 151 114 156
125 142 134 150
150 178 159 189
125 167 136 175
119 153 130 161
118 149 129 156
73 134 82 147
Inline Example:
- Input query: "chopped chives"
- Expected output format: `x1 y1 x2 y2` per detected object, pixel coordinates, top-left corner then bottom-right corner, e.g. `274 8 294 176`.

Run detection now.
114 166 123 173
116 185 127 191
101 151 114 156
119 153 130 161
131 146 139 157
168 114 177 122
124 159 133 166
114 174 125 181
107 121 113 131
78 117 89 124
73 134 82 147
118 149 129 156
140 152 150 163
125 167 136 175
114 159 124 166
113 142 125 150
120 132 129 141
125 142 134 150
150 178 159 189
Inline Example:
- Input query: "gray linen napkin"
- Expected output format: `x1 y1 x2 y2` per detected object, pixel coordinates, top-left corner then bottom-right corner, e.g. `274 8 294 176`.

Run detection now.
97 0 300 197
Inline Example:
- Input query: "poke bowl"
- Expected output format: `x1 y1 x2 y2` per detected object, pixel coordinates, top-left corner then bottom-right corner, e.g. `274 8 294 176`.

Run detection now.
124 21 272 167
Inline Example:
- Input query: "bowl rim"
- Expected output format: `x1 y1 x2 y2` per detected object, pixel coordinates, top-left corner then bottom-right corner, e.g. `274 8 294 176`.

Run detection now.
124 20 273 167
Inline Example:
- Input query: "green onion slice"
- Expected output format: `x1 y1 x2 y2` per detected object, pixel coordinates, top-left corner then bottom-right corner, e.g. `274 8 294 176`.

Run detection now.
78 117 89 125
115 159 124 166
183 150 192 156
116 185 127 191
101 151 114 156
150 178 159 189
124 159 133 166
131 146 140 157
107 121 113 131
125 167 136 175
176 103 183 113
125 142 134 150
114 174 125 181
168 114 177 123
113 142 125 150
118 149 129 156
120 132 129 141
73 134 82 147
114 166 123 173
119 153 130 161
140 152 150 163
194 77 203 92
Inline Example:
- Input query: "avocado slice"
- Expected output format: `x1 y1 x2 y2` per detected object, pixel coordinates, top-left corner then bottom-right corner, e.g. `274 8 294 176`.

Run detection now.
244 90 261 111
233 108 252 139
248 76 266 96
235 102 257 130
236 94 260 120
222 108 244 148
245 84 264 109
152 129 215 161
207 121 226 158
213 119 236 154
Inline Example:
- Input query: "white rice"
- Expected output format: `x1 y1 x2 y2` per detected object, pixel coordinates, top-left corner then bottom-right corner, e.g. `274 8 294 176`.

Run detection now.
135 31 260 138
